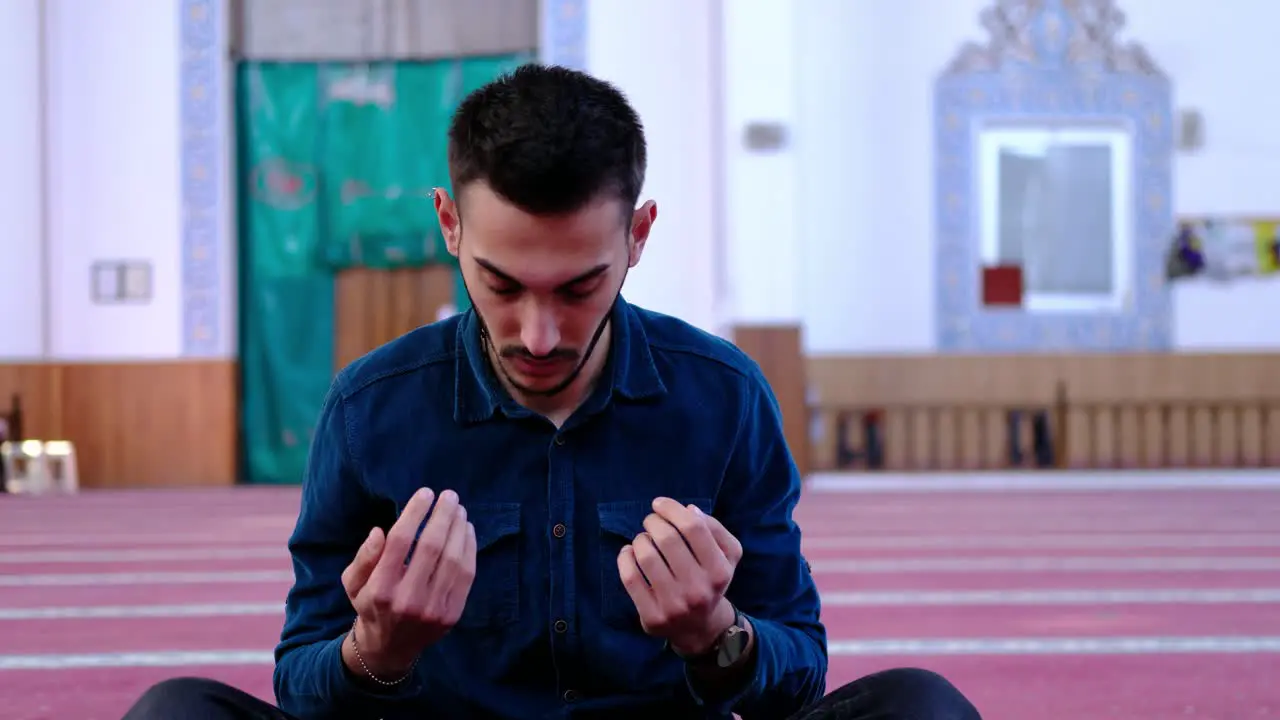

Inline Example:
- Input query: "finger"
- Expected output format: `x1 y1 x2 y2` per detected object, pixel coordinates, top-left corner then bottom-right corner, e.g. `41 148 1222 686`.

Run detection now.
651 497 721 568
465 522 476 573
432 505 470 591
699 511 744 565
443 522 477 626
642 512 698 580
366 488 435 591
403 490 462 588
617 545 660 618
341 526 385 601
632 532 676 592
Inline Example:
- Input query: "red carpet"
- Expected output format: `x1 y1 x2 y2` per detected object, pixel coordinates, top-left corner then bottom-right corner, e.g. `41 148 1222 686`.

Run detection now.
1 477 1278 719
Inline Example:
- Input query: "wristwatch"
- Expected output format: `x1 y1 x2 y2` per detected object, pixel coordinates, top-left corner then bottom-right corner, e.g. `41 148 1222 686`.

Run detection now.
675 604 751 669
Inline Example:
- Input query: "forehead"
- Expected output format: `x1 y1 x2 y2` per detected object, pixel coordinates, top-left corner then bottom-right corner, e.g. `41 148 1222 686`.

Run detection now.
459 184 627 283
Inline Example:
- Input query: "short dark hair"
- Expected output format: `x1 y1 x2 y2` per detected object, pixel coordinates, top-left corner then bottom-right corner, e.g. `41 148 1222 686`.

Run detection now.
446 63 647 217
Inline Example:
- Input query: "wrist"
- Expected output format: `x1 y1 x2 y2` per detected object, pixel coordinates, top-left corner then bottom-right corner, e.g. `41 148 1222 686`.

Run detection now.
670 597 739 657
341 619 417 685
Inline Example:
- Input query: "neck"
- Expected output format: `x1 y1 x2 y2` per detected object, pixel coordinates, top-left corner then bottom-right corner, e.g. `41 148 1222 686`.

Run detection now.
490 321 613 427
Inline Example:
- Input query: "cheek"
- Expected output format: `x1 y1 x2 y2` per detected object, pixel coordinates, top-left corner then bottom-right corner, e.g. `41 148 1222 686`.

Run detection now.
563 296 616 341
470 295 521 335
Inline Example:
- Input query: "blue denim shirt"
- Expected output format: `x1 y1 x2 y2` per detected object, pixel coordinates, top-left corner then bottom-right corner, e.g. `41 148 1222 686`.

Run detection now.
273 297 827 719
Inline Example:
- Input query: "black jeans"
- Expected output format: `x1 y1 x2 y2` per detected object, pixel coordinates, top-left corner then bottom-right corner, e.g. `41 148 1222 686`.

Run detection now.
120 668 981 719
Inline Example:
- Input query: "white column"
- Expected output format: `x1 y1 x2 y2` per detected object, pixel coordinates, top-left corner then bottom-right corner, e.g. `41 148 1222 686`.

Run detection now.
722 0 800 328
544 0 724 335
44 0 184 359
0 0 46 359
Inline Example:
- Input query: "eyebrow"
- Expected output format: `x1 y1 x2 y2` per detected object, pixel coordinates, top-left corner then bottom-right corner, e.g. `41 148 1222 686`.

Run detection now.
475 258 611 289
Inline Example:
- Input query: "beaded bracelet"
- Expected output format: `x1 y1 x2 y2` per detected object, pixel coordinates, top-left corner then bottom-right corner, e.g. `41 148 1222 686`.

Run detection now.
349 618 417 686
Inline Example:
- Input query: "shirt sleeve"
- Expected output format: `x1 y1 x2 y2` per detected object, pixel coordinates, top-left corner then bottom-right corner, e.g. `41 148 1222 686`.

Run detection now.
271 380 423 718
686 367 829 719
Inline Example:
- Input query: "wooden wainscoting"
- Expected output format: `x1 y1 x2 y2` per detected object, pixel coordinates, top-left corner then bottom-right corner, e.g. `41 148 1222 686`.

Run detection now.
0 361 237 489
0 364 61 440
807 353 1280 471
335 265 459 370
731 324 810 478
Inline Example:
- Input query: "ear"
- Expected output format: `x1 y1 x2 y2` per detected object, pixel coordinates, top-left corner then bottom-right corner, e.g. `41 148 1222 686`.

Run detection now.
628 200 657 268
433 188 462 258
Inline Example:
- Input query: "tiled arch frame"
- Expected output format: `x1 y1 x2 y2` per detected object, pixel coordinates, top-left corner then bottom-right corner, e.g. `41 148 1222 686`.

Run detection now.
540 0 588 70
933 0 1175 352
178 0 228 357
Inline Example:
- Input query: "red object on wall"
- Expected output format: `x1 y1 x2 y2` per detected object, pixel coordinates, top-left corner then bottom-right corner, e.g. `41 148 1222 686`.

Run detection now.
982 265 1024 306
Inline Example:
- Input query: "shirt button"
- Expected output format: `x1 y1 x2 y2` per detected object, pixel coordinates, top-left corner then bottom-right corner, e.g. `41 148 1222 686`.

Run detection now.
563 689 580 703
553 619 568 633
552 523 567 539
554 435 566 446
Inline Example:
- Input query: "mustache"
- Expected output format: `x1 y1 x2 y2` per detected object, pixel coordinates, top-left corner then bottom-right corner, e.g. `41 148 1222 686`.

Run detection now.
499 346 579 361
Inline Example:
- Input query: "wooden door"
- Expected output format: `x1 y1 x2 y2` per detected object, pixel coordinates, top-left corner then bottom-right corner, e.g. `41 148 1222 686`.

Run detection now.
334 265 460 371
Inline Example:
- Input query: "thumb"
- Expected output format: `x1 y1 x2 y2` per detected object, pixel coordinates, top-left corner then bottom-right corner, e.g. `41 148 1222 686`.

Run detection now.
693 507 743 565
341 527 385 598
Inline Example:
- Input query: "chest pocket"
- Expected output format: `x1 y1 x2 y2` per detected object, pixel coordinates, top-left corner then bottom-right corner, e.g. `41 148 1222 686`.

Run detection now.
454 502 522 631
597 497 714 630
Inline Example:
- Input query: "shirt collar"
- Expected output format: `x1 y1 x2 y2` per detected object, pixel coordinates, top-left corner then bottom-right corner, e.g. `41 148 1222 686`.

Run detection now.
453 295 667 425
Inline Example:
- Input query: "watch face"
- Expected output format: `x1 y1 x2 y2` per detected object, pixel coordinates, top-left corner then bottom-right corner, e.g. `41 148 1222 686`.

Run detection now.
716 627 749 668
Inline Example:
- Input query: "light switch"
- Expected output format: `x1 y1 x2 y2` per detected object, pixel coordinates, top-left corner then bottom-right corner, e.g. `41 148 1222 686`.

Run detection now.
90 260 153 304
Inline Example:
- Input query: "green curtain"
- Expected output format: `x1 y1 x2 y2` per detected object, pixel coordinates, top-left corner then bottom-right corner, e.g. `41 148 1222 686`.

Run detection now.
236 54 526 484
237 63 334 488
318 55 530 271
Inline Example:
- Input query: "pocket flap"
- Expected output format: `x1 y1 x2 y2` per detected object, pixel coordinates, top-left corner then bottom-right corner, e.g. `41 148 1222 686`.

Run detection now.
467 502 521 552
598 497 713 540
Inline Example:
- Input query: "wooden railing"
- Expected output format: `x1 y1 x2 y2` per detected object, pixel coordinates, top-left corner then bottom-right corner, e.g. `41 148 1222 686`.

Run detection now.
1064 396 1278 469
813 382 1280 471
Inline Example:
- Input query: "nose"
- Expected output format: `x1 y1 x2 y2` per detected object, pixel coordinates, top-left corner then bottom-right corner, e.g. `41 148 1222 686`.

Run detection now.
519 301 560 357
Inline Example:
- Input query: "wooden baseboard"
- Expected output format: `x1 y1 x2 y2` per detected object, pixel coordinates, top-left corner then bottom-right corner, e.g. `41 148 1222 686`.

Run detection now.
0 361 237 489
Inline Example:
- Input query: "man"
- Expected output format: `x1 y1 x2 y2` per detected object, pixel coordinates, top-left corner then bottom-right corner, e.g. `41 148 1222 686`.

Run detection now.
123 64 980 720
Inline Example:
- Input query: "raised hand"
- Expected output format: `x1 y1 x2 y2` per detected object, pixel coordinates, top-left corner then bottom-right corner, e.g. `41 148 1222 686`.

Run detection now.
617 497 744 655
339 488 476 681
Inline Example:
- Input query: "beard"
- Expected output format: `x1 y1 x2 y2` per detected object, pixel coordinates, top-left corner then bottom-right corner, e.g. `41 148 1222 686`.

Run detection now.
461 270 625 399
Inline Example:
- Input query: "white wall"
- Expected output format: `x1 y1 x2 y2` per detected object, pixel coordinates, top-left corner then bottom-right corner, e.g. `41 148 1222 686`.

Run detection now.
722 0 800 326
43 0 184 359
1138 0 1280 351
11 1 1272 360
793 0 1280 354
581 0 725 335
0 0 47 359
562 0 802 334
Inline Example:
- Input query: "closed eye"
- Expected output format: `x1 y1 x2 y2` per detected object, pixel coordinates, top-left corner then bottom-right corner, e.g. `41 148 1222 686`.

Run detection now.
559 283 599 301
